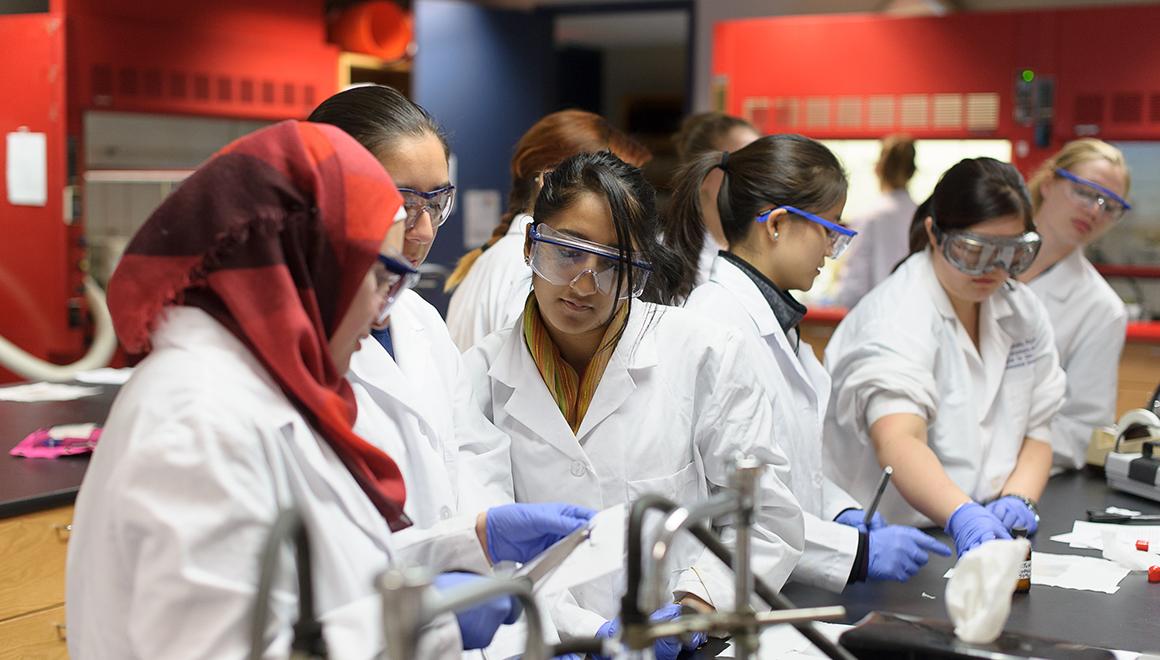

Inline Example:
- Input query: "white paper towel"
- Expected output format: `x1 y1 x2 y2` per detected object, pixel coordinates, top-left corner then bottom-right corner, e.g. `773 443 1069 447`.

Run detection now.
945 538 1030 644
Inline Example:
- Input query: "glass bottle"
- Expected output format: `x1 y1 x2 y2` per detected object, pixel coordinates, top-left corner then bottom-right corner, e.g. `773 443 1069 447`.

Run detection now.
1013 526 1031 593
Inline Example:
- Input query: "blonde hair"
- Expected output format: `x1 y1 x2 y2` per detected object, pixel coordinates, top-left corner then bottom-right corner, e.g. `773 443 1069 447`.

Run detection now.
1027 138 1131 212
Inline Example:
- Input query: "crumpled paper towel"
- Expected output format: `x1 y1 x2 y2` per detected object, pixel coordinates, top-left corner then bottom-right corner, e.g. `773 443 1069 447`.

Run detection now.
945 538 1030 644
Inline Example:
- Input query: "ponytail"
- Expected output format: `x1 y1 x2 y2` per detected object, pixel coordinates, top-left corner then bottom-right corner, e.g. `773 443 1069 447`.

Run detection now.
663 151 727 300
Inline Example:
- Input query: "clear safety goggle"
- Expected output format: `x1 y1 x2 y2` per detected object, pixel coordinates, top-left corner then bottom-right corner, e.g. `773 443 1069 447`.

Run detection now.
397 185 456 230
372 248 420 324
756 205 858 258
1054 168 1130 222
932 224 1042 277
527 223 652 299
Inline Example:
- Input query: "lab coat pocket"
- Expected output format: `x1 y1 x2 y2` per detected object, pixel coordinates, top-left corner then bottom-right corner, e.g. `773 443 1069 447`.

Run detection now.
626 462 700 504
1002 366 1035 434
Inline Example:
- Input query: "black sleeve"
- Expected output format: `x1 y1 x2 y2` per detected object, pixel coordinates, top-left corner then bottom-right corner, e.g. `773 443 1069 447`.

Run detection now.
847 531 870 584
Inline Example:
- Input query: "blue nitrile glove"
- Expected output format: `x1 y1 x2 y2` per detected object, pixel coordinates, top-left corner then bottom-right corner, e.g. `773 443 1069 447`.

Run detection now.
433 572 522 649
985 496 1038 536
867 525 952 582
595 604 708 660
945 502 1013 556
834 508 887 534
484 502 595 563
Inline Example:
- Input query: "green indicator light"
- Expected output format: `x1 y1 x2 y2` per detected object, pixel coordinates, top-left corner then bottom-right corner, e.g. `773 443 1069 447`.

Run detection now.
1021 69 1035 83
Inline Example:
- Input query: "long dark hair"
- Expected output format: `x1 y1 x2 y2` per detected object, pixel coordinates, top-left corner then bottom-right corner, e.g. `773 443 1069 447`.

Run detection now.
533 151 680 338
307 84 449 160
445 110 651 291
908 157 1033 255
672 112 756 164
663 134 848 300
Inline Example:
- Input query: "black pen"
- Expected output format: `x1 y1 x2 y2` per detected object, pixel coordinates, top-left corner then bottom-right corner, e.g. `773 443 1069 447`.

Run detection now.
864 466 893 527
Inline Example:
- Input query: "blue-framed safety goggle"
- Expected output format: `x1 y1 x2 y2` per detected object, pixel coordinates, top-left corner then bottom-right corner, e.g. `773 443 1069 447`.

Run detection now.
1054 168 1130 219
396 184 456 230
756 204 857 258
373 250 420 324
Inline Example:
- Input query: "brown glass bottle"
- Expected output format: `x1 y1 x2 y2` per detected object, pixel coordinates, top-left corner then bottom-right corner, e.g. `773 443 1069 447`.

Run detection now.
1013 526 1031 593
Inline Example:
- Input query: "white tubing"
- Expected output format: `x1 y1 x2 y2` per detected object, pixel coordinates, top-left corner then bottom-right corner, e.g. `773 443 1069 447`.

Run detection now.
0 276 118 382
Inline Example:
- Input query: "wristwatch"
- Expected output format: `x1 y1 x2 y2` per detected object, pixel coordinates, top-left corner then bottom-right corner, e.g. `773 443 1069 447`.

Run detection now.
1006 494 1040 524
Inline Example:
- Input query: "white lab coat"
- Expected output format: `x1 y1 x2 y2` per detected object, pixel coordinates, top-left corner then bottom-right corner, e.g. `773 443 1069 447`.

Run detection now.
446 214 534 352
66 307 468 660
835 189 917 309
823 250 1066 527
465 301 805 640
694 232 724 290
349 291 545 659
350 289 514 529
1027 249 1128 469
686 256 861 593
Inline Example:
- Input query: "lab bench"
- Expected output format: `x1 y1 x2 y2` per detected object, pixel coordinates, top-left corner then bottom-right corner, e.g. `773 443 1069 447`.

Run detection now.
0 386 116 659
3 384 1159 657
782 470 1160 655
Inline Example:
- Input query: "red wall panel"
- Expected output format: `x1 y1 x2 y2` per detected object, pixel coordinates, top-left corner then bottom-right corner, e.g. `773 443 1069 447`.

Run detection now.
0 9 72 377
712 6 1160 173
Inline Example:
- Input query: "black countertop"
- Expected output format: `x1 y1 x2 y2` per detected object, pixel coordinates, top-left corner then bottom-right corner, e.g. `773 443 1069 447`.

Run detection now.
782 470 1160 655
0 384 117 519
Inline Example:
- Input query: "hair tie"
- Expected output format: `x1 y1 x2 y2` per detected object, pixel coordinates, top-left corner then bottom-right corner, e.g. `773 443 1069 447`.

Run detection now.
717 150 730 172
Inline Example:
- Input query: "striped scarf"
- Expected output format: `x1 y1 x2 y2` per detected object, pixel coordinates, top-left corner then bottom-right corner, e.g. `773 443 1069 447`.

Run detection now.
108 120 411 531
522 293 628 434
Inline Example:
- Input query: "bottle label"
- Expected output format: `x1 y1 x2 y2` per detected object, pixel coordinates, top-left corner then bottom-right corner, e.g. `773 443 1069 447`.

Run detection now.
1019 560 1032 581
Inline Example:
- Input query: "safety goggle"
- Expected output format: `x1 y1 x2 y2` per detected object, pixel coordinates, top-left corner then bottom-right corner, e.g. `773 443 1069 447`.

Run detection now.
931 224 1042 277
372 249 420 324
1054 168 1130 222
397 185 456 230
527 223 652 299
756 205 857 258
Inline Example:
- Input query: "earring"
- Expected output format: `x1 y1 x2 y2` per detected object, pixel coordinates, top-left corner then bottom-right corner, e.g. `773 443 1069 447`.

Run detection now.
773 230 780 241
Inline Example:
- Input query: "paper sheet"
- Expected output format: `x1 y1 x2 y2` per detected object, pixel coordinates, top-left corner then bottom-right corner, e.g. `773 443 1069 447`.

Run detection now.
0 382 102 402
461 188 501 249
6 130 47 206
74 367 134 385
1050 520 1160 552
944 551 1130 594
530 503 626 597
718 622 853 659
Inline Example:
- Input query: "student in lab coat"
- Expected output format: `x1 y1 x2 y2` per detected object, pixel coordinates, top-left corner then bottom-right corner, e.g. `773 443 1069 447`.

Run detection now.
310 85 519 528
1017 139 1132 470
823 157 1067 557
835 134 919 309
66 122 553 658
680 134 950 590
444 110 652 351
669 112 761 290
465 151 805 657
309 87 595 656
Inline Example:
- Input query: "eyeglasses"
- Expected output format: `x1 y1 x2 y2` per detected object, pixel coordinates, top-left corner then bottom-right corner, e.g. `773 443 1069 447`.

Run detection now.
756 205 857 258
527 223 652 299
1054 168 1130 222
372 249 420 323
397 185 456 230
931 223 1042 277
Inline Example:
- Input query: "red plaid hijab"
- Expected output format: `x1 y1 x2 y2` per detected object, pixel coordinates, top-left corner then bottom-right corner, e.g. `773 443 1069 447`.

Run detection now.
108 120 411 531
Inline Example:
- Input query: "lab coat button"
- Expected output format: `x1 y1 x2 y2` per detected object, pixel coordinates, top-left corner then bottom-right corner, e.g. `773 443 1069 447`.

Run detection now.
440 506 452 520
570 461 586 477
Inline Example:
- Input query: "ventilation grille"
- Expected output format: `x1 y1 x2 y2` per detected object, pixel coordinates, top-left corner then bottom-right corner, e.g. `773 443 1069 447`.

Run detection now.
1112 93 1143 124
900 95 929 128
965 93 1000 131
89 63 318 113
